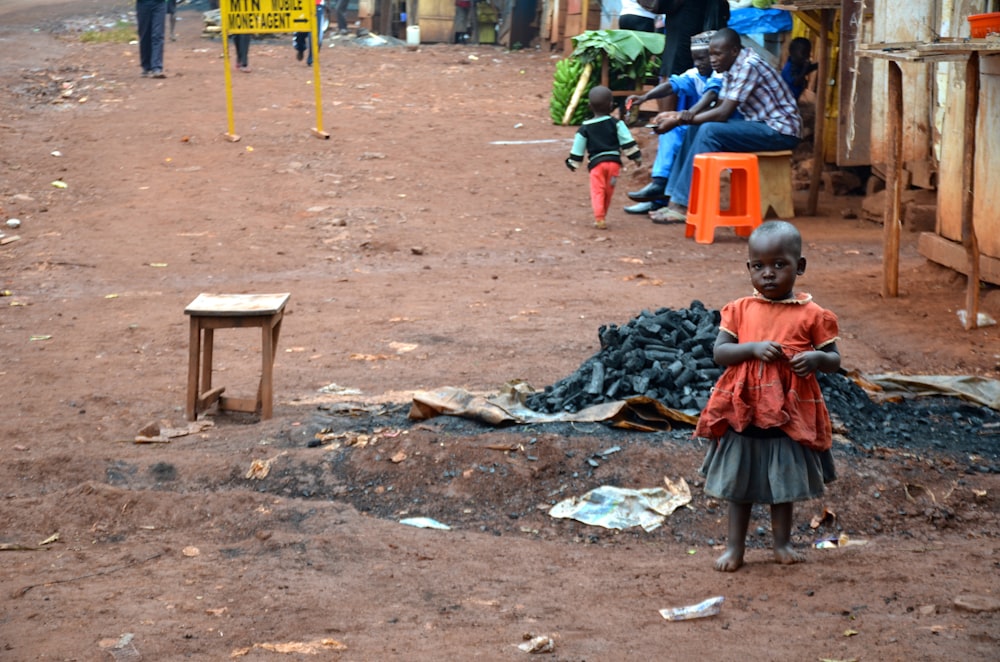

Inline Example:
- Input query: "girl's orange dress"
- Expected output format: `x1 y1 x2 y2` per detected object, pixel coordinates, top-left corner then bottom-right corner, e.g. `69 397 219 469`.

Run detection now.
695 292 839 451
696 293 839 504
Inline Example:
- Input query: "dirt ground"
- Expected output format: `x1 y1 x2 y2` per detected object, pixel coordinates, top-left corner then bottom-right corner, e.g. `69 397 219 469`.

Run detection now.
1 1 999 660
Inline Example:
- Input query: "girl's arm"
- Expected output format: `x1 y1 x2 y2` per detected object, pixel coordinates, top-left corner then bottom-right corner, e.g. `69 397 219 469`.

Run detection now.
789 342 841 377
712 330 784 367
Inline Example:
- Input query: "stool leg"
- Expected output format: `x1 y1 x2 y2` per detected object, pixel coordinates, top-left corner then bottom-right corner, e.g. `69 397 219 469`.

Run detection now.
201 328 214 396
186 318 201 421
259 315 278 419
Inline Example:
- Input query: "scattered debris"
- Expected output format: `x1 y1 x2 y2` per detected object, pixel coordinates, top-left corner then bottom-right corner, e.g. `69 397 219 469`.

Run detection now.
549 479 691 532
399 517 451 530
659 596 725 621
517 634 555 653
815 534 868 549
953 594 1000 613
231 638 347 657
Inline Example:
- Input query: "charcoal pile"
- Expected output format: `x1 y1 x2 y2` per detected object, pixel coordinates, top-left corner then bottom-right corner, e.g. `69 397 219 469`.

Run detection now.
527 301 722 414
525 303 886 436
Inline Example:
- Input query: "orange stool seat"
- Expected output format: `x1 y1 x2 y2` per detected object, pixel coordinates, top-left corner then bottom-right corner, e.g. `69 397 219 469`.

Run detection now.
685 152 762 244
185 293 290 421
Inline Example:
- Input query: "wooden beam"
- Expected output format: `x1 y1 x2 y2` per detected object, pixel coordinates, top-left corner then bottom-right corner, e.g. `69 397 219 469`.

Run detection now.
882 60 903 298
806 8 833 215
961 51 981 329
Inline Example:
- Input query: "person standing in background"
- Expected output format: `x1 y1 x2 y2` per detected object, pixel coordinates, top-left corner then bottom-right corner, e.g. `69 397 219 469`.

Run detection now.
618 0 658 33
334 0 350 35
167 0 177 41
454 0 474 43
660 0 729 79
137 0 167 78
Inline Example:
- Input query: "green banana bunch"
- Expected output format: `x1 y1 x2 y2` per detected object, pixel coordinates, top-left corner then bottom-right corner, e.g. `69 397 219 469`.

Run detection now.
549 58 592 125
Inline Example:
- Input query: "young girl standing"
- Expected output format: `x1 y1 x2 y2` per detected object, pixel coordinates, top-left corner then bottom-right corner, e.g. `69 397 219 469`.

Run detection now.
695 221 841 572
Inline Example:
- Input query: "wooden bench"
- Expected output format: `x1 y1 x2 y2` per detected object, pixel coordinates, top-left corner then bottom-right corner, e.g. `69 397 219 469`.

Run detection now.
185 293 290 421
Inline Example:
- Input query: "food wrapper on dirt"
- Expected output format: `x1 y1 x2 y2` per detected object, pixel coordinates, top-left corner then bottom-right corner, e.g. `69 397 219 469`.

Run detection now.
548 479 691 532
659 596 724 621
517 635 555 653
815 533 869 549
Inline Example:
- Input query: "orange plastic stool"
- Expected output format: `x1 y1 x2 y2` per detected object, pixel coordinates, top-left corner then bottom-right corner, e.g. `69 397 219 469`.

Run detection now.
685 152 763 244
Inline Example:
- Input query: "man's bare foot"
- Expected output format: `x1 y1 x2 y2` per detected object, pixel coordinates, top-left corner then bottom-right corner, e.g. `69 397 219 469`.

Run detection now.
714 548 744 572
773 544 806 565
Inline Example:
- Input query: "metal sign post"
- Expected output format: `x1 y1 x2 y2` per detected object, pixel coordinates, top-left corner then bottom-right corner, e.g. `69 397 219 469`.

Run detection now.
220 0 329 141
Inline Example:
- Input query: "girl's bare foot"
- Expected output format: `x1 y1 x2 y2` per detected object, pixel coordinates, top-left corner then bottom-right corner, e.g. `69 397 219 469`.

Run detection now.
773 544 806 565
714 547 744 572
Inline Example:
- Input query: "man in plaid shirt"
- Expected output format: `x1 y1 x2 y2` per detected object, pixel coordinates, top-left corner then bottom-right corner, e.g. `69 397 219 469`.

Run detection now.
652 27 801 223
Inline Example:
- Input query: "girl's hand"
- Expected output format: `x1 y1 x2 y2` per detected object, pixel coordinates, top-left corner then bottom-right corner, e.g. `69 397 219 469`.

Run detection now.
789 350 821 376
751 341 784 363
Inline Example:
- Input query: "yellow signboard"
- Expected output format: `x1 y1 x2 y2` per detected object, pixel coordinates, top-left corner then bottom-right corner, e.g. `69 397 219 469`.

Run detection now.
224 0 311 35
219 0 327 141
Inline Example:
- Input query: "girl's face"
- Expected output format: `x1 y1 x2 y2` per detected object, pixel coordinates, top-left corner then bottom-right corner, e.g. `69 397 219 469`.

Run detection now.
746 234 805 301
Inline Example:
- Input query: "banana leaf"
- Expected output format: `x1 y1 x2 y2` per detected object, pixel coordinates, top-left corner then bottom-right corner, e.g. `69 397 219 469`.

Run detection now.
570 30 666 81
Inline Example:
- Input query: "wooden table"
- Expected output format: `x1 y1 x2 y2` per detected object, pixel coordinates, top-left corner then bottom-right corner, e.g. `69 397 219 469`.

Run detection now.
858 40 1000 327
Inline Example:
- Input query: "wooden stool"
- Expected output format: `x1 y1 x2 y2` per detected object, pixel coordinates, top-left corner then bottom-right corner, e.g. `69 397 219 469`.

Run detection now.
755 150 795 219
685 152 762 244
185 293 290 421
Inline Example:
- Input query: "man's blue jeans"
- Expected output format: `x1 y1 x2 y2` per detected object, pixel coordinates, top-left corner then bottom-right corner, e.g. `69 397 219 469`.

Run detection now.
664 120 800 207
137 0 166 72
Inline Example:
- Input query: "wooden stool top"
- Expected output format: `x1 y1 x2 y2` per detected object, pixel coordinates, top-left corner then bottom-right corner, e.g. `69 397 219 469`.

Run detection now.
185 293 290 317
753 150 794 157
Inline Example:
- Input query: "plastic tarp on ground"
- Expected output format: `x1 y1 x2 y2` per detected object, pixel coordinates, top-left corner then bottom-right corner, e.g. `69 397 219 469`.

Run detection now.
728 7 793 35
869 373 1000 411
408 383 698 431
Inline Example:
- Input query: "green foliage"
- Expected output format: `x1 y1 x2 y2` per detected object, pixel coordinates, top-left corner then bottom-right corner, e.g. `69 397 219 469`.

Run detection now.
80 20 136 44
570 29 665 82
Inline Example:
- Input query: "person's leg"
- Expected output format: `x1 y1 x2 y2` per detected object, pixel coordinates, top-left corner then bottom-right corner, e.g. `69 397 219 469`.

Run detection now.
167 0 177 40
666 121 799 209
136 0 152 73
589 165 608 227
294 32 307 60
602 162 620 221
235 34 250 69
336 0 348 32
771 502 805 565
149 0 166 73
716 501 752 572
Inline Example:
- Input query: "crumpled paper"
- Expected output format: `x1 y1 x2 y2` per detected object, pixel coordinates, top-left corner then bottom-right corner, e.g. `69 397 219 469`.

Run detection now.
548 478 691 532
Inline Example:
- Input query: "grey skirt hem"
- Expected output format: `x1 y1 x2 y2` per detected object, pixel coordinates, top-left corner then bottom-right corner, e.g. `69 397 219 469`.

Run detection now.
700 428 836 504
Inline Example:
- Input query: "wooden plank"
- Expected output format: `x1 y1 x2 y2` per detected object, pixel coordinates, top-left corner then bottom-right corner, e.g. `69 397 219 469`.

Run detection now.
961 51 980 329
918 233 1000 286
806 8 833 215
883 60 903 298
838 0 872 166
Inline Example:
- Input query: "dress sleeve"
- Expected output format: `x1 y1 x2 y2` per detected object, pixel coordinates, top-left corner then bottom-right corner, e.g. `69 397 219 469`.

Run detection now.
812 306 840 349
718 299 741 340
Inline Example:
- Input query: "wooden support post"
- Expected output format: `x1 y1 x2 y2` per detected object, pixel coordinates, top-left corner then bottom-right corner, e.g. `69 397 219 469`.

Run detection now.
961 51 981 329
806 8 833 216
882 60 903 298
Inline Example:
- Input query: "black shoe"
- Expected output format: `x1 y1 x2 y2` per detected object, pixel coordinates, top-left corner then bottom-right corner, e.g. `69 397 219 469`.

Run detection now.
296 49 304 61
627 181 667 202
624 201 663 215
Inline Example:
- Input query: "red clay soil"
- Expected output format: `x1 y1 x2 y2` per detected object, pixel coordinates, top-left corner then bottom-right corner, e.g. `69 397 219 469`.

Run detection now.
1 1 998 660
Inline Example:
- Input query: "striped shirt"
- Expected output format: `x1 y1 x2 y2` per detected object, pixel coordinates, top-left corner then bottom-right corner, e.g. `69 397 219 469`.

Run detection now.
720 48 802 138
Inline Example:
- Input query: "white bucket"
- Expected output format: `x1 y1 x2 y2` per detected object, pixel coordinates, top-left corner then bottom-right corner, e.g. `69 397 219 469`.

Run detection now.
406 25 420 46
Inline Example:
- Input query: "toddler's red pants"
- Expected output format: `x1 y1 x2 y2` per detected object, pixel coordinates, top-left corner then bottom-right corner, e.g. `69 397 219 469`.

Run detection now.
588 161 620 222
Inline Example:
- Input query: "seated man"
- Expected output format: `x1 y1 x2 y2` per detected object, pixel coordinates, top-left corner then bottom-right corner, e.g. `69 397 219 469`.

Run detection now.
651 27 801 223
623 31 723 219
